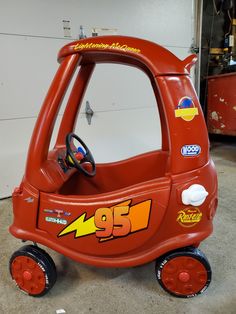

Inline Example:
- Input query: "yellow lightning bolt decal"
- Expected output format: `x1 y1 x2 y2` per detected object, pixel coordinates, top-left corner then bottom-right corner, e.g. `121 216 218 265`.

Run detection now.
58 213 97 238
58 200 131 238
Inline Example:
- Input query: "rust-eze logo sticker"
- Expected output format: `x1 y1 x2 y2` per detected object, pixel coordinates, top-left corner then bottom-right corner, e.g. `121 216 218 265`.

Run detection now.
58 199 151 242
176 207 202 227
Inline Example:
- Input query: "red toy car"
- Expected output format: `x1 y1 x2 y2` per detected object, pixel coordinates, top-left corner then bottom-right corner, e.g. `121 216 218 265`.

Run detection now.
9 36 218 298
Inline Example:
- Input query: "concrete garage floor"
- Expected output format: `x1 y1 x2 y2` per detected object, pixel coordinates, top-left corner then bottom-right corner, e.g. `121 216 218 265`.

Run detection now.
0 141 235 314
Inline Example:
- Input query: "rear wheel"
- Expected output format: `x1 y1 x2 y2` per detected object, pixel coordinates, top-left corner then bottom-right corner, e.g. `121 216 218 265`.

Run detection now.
9 245 57 297
155 247 211 298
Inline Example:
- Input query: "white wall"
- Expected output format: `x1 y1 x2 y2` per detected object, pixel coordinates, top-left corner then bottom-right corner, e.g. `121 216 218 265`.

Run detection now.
0 0 195 198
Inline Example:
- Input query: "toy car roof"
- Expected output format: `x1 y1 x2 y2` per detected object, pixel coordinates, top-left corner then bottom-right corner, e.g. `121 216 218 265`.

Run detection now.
58 35 196 76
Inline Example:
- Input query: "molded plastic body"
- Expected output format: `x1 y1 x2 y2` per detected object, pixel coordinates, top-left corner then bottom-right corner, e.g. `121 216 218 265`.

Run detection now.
10 36 218 268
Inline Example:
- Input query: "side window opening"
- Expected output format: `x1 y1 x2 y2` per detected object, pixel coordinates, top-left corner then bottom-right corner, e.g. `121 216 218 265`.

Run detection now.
74 64 162 163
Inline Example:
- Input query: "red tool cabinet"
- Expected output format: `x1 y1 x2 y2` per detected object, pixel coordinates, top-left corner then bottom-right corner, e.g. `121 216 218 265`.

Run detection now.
207 72 236 136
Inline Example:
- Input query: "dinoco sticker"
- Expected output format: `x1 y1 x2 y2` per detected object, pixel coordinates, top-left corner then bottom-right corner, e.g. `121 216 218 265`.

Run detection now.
58 199 151 242
175 97 199 121
176 207 202 227
73 42 141 54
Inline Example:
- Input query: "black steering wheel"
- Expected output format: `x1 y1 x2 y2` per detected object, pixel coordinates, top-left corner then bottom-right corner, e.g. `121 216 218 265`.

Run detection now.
66 133 96 177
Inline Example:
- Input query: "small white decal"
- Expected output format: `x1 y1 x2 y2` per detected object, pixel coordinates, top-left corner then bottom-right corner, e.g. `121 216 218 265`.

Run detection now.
45 217 67 225
181 145 201 157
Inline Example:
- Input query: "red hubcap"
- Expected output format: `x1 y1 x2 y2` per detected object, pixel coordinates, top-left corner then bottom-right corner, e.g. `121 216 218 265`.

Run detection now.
23 270 33 281
178 272 190 282
11 256 46 295
161 256 208 296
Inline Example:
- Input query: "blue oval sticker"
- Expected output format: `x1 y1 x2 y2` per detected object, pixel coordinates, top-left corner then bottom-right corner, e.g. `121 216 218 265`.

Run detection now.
181 145 201 157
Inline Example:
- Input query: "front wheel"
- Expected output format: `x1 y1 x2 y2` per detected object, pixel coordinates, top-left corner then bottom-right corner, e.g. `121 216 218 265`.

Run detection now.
9 245 57 297
155 247 211 298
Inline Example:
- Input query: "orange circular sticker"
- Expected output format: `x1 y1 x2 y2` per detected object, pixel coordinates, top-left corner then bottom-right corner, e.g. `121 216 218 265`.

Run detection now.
176 207 202 228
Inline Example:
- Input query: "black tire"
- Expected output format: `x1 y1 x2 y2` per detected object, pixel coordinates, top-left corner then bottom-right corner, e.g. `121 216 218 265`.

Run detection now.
9 245 57 297
155 246 212 298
